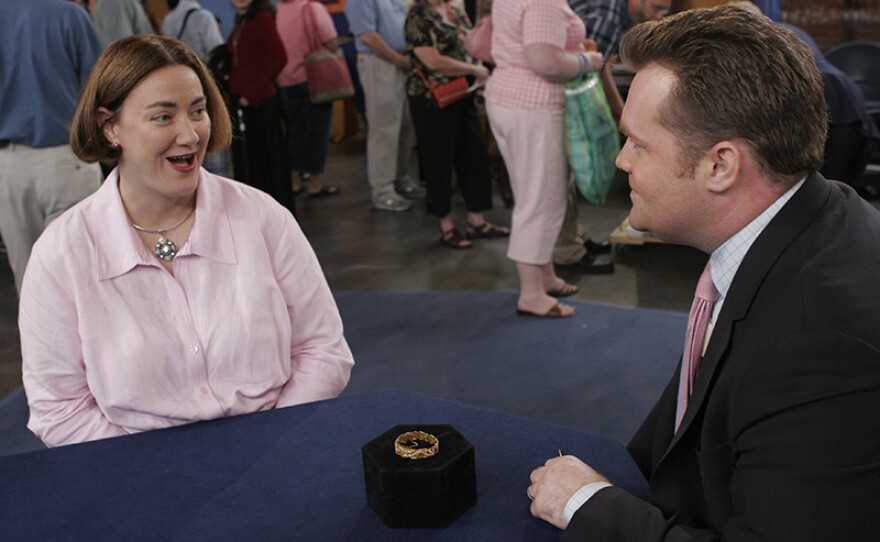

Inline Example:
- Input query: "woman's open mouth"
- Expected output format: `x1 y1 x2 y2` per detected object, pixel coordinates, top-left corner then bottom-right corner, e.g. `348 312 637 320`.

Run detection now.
167 153 197 171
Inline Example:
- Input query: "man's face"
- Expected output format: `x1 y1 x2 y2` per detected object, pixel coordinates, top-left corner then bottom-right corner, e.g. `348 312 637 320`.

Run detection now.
629 0 671 24
615 64 711 247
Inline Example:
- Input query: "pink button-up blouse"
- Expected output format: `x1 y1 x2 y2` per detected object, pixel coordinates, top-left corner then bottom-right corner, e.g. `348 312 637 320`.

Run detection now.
20 169 354 447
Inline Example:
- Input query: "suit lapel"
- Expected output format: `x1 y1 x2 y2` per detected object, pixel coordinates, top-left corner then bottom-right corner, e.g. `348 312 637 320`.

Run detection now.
659 173 833 458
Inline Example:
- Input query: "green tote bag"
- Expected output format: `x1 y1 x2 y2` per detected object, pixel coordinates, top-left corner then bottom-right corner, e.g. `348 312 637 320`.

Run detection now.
564 72 620 205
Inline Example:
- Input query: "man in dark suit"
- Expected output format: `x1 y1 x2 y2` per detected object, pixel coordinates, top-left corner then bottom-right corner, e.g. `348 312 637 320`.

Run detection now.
527 6 880 541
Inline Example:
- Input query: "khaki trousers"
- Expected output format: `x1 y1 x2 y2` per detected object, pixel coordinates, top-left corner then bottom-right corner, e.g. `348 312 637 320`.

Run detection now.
356 53 414 201
553 182 588 265
0 143 101 293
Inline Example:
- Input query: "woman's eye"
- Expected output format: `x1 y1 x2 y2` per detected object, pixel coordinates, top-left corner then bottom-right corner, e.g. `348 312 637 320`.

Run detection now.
153 114 171 122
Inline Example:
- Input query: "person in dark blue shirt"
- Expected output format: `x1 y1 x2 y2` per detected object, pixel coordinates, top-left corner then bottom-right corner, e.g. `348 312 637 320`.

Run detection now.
783 24 880 193
728 1 880 195
0 0 104 293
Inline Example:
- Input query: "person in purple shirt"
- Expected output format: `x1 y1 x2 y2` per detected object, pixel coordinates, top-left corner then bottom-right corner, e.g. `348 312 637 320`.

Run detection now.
20 35 354 447
0 0 104 294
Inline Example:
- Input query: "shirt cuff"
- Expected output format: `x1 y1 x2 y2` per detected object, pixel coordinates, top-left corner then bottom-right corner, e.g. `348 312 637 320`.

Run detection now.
562 482 613 526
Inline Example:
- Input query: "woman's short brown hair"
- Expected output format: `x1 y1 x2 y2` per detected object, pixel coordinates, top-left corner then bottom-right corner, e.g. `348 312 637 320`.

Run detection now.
70 35 232 163
620 6 826 183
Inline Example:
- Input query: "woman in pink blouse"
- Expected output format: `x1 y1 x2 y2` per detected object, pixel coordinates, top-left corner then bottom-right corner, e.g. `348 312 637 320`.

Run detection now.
485 0 603 318
20 35 354 447
276 0 342 198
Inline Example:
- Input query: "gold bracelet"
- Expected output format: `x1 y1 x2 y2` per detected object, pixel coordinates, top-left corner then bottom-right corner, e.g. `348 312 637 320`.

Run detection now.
393 431 440 460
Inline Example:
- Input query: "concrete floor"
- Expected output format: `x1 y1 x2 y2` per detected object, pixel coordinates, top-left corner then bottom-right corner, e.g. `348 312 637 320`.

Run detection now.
0 135 710 400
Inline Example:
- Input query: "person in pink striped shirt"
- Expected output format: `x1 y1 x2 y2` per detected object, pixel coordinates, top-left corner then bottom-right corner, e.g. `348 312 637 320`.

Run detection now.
485 0 604 318
20 35 354 447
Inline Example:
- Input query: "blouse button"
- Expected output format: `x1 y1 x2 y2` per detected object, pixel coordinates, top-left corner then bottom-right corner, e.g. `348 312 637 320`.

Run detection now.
190 345 200 354
199 386 209 395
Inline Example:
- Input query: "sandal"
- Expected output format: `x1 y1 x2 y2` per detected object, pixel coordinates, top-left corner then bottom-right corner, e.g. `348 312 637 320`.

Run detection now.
466 221 510 239
516 302 576 318
307 186 340 199
547 282 578 297
293 172 310 197
440 227 473 249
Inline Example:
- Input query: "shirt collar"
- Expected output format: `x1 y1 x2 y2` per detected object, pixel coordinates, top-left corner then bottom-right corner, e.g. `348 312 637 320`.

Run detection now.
187 170 237 266
93 168 237 281
709 176 807 301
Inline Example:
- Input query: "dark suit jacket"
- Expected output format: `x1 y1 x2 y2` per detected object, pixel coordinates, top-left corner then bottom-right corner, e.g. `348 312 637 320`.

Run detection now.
565 173 880 541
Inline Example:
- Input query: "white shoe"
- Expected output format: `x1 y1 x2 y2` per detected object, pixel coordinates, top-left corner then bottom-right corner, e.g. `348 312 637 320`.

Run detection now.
373 196 413 212
394 179 426 199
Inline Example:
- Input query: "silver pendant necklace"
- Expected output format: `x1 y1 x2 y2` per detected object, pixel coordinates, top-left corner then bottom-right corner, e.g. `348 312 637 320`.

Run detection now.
131 206 195 262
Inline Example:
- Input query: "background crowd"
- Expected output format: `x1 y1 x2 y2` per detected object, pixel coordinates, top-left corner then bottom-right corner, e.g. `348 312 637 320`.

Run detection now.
3 0 877 310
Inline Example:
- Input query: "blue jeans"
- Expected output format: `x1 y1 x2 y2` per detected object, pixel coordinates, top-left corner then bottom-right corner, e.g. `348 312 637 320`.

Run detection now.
279 83 333 175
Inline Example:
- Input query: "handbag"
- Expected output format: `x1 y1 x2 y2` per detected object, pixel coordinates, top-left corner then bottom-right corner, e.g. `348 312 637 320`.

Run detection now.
205 44 231 92
415 68 471 109
304 49 355 104
564 72 620 205
464 15 493 64
302 2 354 104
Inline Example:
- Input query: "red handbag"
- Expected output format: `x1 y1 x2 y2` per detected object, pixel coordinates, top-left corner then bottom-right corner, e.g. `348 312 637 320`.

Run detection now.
416 68 471 109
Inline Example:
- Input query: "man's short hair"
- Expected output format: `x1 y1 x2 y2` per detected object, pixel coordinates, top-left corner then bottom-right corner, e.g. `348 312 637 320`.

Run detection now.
620 6 826 182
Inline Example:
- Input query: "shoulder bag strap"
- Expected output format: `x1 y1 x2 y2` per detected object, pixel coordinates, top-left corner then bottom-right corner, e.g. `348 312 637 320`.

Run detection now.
177 8 200 40
302 2 321 53
414 66 436 90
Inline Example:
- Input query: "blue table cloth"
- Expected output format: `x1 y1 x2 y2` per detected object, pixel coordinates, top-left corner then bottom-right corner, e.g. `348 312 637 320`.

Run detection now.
0 389 647 541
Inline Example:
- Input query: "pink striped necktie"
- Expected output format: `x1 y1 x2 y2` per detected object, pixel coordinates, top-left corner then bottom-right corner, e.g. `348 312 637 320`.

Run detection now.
675 263 719 432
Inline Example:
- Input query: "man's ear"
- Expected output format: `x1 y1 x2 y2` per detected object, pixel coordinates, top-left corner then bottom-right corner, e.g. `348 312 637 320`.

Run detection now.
97 107 117 145
702 140 742 195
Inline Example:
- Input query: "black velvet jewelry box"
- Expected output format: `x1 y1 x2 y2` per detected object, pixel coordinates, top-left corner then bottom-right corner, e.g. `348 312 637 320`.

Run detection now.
362 424 477 528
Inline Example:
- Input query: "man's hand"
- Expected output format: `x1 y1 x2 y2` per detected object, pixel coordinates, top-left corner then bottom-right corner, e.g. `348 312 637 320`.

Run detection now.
528 455 610 529
358 31 411 72
393 53 412 72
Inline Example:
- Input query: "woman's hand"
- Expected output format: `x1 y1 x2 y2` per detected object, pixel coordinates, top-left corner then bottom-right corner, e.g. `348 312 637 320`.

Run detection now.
524 43 606 83
472 64 490 86
583 51 605 73
414 46 482 79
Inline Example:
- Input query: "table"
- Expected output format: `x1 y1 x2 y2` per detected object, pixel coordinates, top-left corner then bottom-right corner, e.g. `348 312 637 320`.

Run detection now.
0 390 648 541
